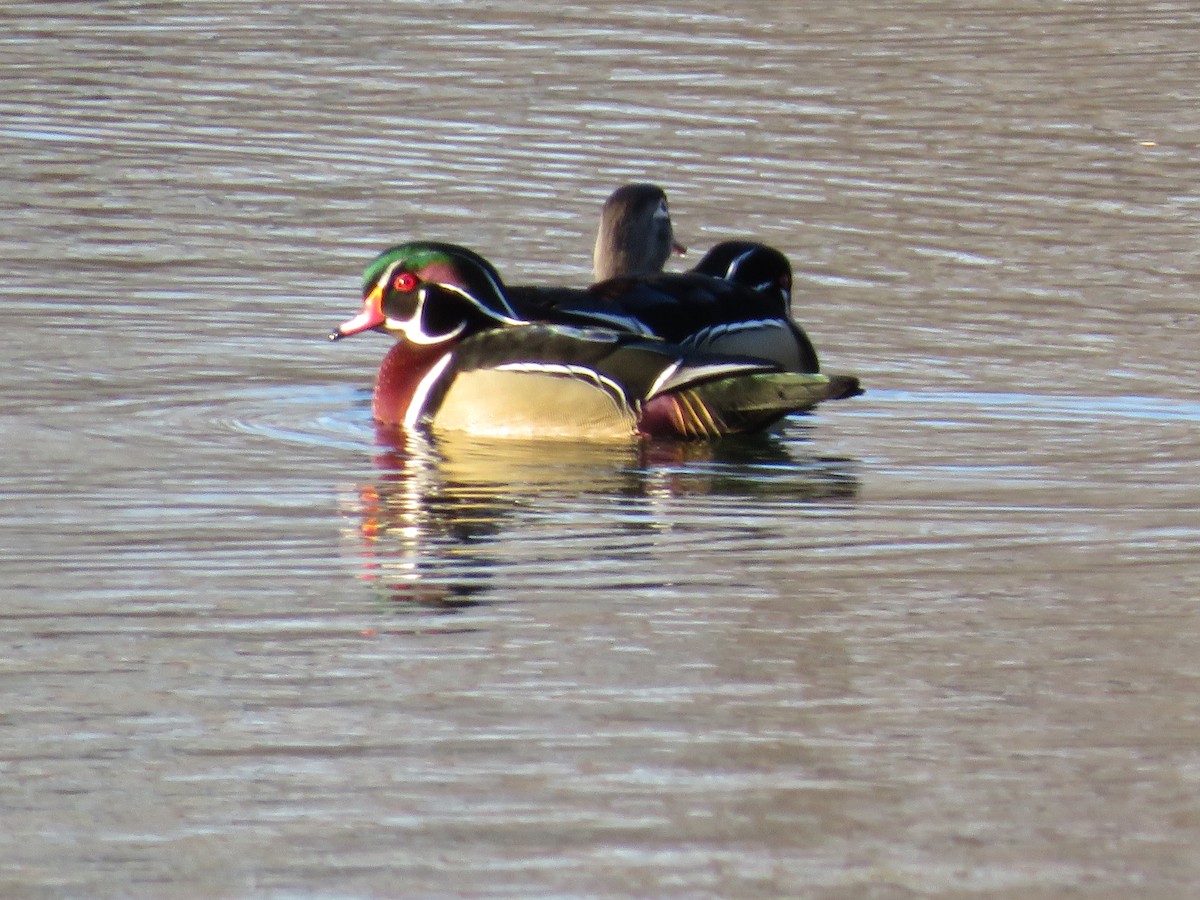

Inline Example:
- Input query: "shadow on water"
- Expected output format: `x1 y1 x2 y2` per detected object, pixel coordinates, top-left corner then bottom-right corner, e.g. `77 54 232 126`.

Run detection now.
338 424 860 612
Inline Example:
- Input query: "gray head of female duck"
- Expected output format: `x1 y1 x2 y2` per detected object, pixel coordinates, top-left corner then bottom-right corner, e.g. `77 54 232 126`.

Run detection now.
592 183 688 281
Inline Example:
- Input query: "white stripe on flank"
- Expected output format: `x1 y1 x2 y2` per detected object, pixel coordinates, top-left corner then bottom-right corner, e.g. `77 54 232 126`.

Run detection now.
564 310 655 335
682 319 788 346
493 361 627 404
404 351 455 430
646 359 682 399
652 358 770 396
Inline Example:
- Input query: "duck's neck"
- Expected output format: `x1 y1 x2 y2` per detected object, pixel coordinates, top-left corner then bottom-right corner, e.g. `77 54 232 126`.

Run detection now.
372 340 454 428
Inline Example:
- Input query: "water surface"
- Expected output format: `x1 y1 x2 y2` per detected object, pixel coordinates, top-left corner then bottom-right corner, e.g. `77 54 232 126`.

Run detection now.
3 1 1199 896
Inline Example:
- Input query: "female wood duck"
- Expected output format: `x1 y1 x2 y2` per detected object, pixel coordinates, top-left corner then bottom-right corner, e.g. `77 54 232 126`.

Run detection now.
593 184 795 302
330 242 861 440
522 184 820 372
592 183 688 281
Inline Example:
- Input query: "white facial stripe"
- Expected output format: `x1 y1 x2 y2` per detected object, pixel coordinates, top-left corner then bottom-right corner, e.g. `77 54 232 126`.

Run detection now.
378 260 405 290
440 256 521 320
384 288 464 345
434 281 525 325
384 313 467 346
754 282 790 302
726 248 756 279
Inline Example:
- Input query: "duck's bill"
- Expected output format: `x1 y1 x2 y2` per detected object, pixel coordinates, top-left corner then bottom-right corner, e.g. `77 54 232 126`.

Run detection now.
673 240 687 256
329 285 385 341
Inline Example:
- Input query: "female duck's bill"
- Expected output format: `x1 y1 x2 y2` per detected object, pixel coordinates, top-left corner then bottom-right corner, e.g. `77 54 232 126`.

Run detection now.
330 241 862 441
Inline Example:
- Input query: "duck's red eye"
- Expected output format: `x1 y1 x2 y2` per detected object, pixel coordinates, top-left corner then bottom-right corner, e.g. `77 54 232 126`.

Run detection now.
392 271 418 293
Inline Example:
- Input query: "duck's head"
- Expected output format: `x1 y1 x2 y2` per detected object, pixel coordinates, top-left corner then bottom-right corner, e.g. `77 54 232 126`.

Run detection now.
330 242 525 345
691 241 793 307
593 183 688 281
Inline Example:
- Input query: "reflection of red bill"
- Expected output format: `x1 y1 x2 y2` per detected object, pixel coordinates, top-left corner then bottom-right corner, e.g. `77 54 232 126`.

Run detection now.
329 283 385 341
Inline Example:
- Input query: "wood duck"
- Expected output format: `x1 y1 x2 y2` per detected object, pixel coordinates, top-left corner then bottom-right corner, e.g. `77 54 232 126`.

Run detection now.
330 242 861 440
592 183 688 281
686 239 819 372
517 184 820 372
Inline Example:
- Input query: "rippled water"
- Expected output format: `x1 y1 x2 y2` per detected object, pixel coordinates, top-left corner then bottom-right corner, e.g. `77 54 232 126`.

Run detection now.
3 1 1200 896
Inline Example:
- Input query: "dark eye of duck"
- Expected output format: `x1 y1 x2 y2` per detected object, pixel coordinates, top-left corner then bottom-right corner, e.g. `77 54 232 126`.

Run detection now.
392 271 419 293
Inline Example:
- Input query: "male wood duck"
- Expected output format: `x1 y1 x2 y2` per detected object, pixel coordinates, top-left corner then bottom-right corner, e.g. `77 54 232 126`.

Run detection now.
517 184 820 372
687 239 819 371
330 242 861 440
690 240 794 307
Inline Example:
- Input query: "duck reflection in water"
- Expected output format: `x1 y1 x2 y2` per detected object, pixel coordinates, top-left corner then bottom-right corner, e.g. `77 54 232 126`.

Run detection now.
339 425 860 612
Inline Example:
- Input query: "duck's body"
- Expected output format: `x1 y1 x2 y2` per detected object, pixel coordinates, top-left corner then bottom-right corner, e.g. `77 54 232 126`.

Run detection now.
331 242 861 440
511 264 818 373
373 321 854 439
